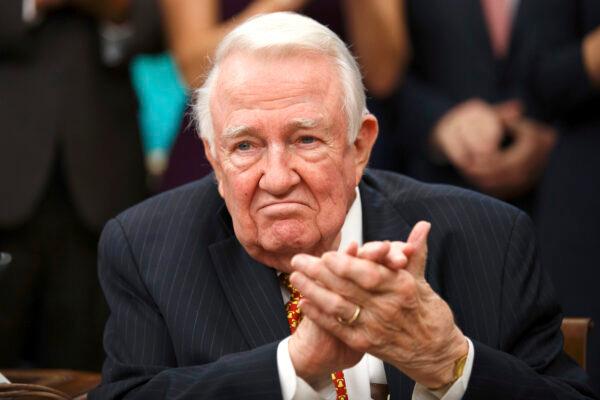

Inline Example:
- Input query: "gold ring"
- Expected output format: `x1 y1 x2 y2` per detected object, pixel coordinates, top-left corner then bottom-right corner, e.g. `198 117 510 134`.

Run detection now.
337 305 361 326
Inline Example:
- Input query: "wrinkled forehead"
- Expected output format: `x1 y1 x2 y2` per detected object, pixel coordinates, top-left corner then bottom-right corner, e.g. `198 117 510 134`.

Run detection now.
214 50 343 105
210 50 346 133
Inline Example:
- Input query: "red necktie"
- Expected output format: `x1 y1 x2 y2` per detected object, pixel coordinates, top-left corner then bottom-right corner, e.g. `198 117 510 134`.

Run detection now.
481 0 512 58
280 274 349 400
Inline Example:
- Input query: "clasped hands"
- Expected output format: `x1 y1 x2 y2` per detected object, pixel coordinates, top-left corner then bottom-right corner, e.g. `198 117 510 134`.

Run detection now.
431 99 557 199
287 221 469 390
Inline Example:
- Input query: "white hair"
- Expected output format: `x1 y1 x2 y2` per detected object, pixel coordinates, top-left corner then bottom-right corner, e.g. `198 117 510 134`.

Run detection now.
193 12 368 154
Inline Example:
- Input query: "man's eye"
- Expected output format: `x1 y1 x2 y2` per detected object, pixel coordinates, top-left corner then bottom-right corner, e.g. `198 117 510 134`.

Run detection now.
299 136 316 144
236 141 252 151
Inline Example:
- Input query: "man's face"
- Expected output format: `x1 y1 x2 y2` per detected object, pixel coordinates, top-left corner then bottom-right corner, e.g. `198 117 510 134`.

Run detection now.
206 51 377 271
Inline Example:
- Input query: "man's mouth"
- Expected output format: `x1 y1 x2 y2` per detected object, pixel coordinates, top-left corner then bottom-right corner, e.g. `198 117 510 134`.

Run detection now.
257 201 310 214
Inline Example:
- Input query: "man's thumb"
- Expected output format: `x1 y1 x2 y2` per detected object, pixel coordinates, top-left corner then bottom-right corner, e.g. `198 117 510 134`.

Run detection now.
406 221 431 277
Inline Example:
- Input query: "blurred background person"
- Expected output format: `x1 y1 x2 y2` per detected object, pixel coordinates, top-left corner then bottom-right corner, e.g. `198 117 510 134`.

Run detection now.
0 0 162 370
158 0 410 191
372 0 556 215
367 0 600 389
530 0 600 390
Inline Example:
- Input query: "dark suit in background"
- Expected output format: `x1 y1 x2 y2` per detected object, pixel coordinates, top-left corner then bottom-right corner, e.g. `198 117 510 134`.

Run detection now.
90 170 596 399
529 0 600 389
0 0 162 370
369 0 600 389
371 0 544 207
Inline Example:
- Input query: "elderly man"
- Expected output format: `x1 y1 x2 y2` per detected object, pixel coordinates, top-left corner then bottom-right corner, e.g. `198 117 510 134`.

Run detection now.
90 12 596 400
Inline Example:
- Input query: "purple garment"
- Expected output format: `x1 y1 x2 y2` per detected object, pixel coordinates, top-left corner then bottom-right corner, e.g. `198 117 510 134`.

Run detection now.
159 110 212 192
159 0 344 192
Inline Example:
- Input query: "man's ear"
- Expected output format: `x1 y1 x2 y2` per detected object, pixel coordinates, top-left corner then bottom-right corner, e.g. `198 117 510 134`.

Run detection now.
353 114 379 185
203 139 225 198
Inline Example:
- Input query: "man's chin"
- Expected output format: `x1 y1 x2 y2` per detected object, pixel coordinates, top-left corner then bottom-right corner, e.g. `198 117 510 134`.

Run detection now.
255 225 320 259
241 237 312 272
265 220 312 247
259 235 316 255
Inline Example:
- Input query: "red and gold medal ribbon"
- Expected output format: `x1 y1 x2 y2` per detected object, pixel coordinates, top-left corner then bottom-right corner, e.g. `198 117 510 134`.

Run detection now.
280 274 349 400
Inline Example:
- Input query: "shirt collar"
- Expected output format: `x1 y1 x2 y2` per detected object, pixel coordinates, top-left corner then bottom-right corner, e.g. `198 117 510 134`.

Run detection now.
338 187 363 251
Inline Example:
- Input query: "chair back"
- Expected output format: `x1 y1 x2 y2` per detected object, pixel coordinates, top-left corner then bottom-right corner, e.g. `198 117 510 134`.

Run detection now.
561 317 593 370
0 369 100 399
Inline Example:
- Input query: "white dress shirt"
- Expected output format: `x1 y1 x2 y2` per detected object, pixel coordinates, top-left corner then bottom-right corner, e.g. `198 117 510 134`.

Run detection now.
277 188 474 399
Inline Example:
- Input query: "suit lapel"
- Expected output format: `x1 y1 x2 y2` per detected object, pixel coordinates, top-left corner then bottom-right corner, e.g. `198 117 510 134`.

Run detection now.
360 176 441 290
507 0 526 60
208 217 289 349
359 181 412 244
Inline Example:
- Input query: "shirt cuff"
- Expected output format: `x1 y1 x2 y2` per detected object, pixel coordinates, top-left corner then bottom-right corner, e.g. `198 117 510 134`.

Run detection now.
412 337 475 400
277 336 336 400
0 372 10 384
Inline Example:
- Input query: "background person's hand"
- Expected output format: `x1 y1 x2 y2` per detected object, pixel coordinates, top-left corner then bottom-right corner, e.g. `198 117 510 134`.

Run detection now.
431 99 522 168
291 222 469 389
431 99 508 169
463 117 557 199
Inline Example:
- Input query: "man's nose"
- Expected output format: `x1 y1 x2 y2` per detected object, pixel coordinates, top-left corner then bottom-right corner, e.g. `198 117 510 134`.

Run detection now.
258 145 301 195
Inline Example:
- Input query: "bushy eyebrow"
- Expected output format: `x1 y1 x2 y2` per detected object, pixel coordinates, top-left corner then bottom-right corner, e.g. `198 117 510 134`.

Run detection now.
222 125 251 141
289 117 320 130
221 117 323 141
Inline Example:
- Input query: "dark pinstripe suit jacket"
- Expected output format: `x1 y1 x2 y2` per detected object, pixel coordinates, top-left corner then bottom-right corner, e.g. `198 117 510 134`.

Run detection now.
90 170 596 399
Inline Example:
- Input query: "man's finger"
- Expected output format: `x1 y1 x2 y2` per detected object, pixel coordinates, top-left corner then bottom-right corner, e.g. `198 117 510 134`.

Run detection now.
494 99 523 126
405 221 431 278
384 241 412 270
357 241 411 271
289 271 359 319
291 253 372 305
356 241 391 263
321 251 393 292
345 241 359 257
299 299 365 352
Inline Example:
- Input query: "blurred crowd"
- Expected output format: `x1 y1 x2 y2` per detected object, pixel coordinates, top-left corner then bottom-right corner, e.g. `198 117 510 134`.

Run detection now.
0 0 598 390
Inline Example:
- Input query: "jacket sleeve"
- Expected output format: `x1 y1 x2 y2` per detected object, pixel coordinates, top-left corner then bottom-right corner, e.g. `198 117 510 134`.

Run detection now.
464 212 598 399
530 0 599 118
89 218 283 400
